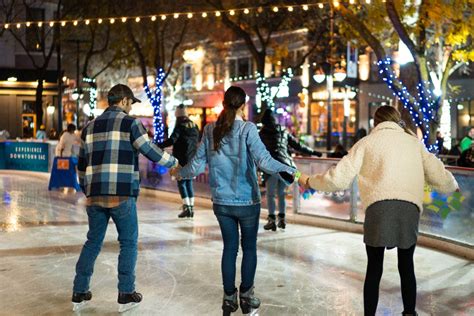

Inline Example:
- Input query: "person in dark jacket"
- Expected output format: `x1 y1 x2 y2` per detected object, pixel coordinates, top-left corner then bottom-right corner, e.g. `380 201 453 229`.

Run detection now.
160 105 200 218
328 144 348 158
259 109 322 230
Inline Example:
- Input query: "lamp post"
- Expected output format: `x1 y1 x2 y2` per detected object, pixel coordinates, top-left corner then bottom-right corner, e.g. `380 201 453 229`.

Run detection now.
66 39 88 127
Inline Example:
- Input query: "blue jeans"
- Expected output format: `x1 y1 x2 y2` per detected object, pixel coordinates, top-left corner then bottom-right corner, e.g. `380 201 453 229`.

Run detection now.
177 179 194 199
266 174 288 216
73 198 138 293
213 203 260 294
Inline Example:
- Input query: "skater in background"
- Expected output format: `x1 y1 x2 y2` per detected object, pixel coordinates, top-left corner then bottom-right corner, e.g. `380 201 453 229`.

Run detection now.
298 106 458 316
172 86 296 315
36 125 47 140
72 84 178 312
159 104 200 218
259 109 321 231
55 124 78 157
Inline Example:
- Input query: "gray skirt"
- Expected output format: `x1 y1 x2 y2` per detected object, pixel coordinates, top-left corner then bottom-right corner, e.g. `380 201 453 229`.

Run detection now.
364 200 420 249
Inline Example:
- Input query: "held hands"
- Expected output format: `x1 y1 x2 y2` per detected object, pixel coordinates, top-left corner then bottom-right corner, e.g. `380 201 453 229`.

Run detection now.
298 173 311 190
169 165 182 180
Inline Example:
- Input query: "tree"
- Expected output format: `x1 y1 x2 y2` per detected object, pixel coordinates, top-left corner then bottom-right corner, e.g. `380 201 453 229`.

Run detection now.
336 0 474 150
113 1 192 143
3 0 64 126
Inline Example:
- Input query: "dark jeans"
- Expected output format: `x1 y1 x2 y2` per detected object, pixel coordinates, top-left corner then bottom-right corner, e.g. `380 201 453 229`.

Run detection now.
213 203 261 295
364 245 417 316
177 179 194 200
73 198 138 294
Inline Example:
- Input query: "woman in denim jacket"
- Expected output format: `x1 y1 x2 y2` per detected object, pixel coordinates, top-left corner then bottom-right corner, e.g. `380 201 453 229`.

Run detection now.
175 86 296 315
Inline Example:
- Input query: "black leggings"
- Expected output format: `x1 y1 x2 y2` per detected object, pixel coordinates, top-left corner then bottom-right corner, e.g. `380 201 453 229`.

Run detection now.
364 245 417 316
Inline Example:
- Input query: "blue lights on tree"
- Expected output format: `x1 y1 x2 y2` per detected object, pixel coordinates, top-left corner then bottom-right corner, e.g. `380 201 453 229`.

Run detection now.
377 57 440 152
144 68 166 143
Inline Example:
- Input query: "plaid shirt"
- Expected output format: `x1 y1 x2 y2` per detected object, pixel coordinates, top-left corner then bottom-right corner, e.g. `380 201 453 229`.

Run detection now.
78 106 178 197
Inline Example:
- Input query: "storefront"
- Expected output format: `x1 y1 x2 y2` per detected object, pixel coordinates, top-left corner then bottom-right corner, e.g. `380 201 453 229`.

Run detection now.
309 87 358 147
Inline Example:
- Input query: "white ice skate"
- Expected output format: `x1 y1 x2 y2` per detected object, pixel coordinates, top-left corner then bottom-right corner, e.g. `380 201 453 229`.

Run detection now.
118 302 140 313
72 301 89 312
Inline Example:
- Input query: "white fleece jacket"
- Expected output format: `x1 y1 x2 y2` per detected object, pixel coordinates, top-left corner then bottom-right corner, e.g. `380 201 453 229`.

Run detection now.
308 122 458 211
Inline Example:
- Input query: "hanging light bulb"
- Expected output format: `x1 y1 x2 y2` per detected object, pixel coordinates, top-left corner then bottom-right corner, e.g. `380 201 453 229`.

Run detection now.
273 7 279 12
318 3 324 8
16 23 21 29
187 13 193 19
161 15 166 20
110 18 115 24
215 11 221 17
229 10 235 16
151 15 157 21
98 18 103 24
174 13 179 19
135 17 140 22
38 21 43 27
202 12 208 18
244 8 250 14
61 21 66 26
288 6 294 12
334 1 340 7
302 5 309 10
121 17 127 22
49 21 54 27
26 22 31 27
73 20 78 26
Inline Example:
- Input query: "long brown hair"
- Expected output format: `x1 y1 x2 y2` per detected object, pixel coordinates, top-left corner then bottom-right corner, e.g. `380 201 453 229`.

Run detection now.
374 106 415 136
213 86 246 151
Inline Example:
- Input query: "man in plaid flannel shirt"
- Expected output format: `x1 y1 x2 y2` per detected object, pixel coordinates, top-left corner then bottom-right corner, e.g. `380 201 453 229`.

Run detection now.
72 84 178 312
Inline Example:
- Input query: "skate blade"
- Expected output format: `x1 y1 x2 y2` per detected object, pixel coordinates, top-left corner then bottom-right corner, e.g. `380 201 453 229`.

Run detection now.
72 301 88 312
118 302 140 313
243 308 259 316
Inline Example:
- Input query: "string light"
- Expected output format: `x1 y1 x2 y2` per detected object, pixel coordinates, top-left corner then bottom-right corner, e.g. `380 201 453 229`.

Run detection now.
2 3 373 29
144 68 167 143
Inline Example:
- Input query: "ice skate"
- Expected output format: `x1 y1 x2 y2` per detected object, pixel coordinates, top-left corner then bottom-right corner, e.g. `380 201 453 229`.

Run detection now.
239 287 260 315
263 215 276 231
178 205 193 218
222 290 238 316
72 291 92 312
118 291 142 313
277 214 286 229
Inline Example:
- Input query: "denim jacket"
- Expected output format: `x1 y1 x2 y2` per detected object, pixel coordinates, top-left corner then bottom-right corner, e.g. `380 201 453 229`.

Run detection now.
179 119 296 206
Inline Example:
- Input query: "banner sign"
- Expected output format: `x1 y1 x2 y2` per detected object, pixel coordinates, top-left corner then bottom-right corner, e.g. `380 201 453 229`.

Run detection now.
0 142 49 172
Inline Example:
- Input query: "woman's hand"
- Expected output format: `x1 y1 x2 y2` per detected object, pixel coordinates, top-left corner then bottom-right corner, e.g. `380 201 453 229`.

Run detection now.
298 173 310 190
169 165 182 179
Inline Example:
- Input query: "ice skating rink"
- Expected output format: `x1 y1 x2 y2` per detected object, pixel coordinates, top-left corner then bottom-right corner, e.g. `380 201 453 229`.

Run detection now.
0 172 472 316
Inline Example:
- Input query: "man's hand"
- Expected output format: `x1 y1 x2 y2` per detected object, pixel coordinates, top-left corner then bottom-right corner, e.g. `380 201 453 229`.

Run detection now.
298 174 310 190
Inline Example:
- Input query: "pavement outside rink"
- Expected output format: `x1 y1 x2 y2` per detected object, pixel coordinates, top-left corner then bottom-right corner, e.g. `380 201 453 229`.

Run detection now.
0 171 473 316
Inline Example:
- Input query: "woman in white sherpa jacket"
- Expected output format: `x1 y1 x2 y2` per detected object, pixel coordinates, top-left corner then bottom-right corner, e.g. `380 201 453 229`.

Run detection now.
298 106 458 316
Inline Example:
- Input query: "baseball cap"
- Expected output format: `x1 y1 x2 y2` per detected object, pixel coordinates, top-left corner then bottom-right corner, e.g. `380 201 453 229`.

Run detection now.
108 84 141 104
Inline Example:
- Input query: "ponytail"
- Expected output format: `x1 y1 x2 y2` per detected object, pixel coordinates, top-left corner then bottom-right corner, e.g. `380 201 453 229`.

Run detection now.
213 107 237 151
213 86 247 151
374 105 416 137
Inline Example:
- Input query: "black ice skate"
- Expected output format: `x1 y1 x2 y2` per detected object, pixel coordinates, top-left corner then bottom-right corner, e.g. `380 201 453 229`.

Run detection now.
72 291 92 312
222 290 238 316
178 205 193 218
239 287 260 315
263 215 276 231
118 291 142 313
277 214 286 229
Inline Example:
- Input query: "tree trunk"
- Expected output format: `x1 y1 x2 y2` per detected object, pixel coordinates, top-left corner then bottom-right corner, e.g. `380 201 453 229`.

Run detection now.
35 72 45 127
